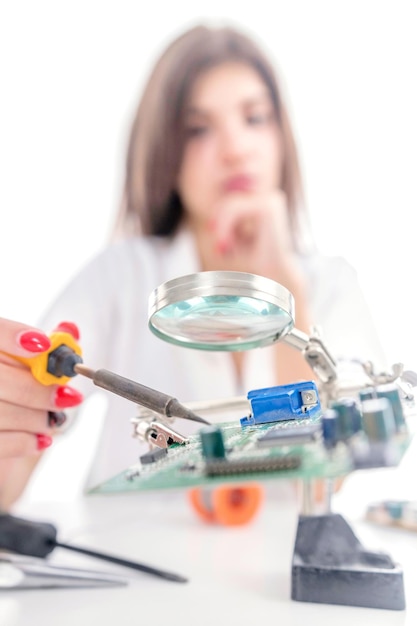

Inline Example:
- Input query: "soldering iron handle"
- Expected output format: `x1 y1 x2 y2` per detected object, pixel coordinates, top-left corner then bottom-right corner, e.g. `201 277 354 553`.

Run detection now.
76 366 209 423
91 369 175 415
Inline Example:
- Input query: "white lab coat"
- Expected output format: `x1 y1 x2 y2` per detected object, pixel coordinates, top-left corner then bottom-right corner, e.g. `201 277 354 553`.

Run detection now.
26 227 387 498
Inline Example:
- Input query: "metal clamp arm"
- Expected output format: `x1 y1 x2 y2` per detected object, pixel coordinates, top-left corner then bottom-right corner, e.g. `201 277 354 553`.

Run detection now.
282 328 338 384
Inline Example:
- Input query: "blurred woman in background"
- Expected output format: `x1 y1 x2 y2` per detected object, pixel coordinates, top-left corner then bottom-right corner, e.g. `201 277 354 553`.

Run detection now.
0 24 386 506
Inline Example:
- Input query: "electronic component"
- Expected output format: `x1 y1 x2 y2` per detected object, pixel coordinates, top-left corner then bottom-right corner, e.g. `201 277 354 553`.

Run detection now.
204 455 301 477
359 384 406 432
257 423 321 447
321 408 340 448
200 426 226 459
366 500 417 532
361 397 396 442
139 447 168 464
92 379 412 494
375 384 406 431
349 397 402 469
330 398 362 438
241 381 320 427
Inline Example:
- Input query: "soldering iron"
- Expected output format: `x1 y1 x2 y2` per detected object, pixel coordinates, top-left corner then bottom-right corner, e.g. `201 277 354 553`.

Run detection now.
15 326 209 425
0 323 209 584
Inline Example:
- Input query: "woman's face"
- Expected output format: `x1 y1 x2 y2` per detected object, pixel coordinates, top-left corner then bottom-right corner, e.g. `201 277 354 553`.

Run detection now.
177 61 283 227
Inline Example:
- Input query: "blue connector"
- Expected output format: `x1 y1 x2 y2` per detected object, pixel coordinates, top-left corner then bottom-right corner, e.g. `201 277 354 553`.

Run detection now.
240 380 321 427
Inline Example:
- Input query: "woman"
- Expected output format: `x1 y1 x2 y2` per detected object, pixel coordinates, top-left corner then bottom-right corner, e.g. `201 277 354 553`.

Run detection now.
0 24 386 503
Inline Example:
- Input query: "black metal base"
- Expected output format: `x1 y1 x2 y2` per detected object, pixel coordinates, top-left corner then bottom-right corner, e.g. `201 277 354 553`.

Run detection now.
291 513 405 610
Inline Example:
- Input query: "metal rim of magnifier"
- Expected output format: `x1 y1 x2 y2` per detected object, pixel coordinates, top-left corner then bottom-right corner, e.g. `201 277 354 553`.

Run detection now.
148 270 295 351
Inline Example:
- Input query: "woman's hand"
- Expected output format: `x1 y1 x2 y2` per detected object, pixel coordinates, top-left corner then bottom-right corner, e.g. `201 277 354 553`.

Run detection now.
208 190 314 384
209 189 304 292
0 318 83 460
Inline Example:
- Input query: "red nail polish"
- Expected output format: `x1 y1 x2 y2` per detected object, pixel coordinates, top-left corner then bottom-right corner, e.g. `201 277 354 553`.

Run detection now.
54 386 84 408
18 331 51 353
36 434 53 450
54 321 80 340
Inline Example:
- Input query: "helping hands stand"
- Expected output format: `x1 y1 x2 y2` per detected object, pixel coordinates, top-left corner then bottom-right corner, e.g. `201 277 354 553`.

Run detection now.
294 480 406 610
279 330 407 610
145 270 412 611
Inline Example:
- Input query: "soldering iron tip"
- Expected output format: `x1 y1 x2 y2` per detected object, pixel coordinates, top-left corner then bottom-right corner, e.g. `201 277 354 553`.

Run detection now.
167 400 210 425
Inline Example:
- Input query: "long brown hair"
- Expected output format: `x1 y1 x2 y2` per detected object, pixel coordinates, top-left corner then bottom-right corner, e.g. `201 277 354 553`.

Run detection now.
115 24 307 249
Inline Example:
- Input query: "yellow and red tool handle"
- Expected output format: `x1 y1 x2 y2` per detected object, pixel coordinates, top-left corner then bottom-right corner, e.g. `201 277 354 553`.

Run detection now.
13 322 82 386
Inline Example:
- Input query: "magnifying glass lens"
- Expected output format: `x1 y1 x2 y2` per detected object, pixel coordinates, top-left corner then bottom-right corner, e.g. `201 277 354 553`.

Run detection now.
148 272 295 352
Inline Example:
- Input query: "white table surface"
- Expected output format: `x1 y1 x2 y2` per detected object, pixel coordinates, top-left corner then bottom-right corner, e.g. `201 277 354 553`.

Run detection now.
1 465 417 626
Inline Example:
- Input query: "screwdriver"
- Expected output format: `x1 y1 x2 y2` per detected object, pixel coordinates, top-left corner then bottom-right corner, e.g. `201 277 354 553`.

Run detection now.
14 326 209 425
0 513 188 583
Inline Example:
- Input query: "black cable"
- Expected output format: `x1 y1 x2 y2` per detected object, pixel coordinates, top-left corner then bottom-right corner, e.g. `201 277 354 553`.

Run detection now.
0 514 188 584
52 540 188 583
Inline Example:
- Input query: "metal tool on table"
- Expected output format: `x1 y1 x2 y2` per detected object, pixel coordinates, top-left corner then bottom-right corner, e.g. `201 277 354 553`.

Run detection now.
0 554 128 589
0 512 187 587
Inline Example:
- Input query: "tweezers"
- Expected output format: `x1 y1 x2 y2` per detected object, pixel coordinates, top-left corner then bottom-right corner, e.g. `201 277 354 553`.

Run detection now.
0 555 128 589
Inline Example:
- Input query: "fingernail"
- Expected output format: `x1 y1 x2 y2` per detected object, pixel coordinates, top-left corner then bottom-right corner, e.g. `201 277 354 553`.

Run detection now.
48 411 67 428
54 386 84 408
36 434 53 450
17 331 51 353
54 321 80 340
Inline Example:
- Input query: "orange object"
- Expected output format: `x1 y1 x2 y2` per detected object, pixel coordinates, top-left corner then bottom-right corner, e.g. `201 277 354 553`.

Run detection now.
313 476 345 502
188 483 264 526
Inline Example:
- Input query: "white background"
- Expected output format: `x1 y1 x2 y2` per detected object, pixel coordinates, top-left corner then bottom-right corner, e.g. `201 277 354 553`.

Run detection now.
1 0 416 371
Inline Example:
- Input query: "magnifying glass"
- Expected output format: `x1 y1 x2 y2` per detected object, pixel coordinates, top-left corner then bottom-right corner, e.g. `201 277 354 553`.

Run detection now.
148 271 296 351
148 271 337 383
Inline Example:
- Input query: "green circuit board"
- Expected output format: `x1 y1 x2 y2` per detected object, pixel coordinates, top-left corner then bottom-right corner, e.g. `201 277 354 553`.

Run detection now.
89 414 413 495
